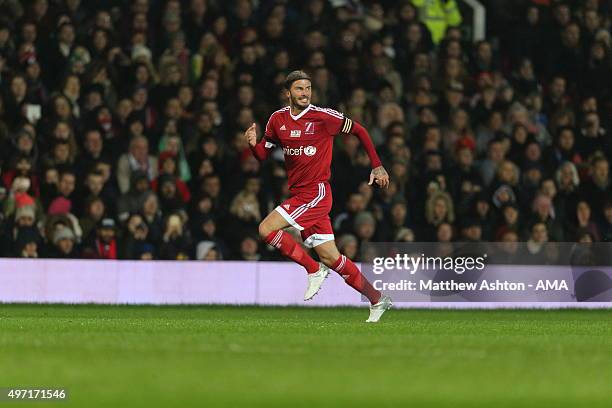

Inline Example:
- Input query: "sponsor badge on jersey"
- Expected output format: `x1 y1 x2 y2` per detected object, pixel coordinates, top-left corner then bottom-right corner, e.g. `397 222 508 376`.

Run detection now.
305 122 315 134
290 130 301 138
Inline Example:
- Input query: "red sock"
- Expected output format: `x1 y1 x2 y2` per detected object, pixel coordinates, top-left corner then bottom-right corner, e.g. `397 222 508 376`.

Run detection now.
332 255 381 304
266 230 319 274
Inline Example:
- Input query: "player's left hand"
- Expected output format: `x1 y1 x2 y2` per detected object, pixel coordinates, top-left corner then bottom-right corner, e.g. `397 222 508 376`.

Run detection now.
368 166 390 189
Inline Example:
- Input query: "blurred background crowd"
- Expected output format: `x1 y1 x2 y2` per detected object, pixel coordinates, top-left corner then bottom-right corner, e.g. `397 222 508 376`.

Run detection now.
0 0 610 261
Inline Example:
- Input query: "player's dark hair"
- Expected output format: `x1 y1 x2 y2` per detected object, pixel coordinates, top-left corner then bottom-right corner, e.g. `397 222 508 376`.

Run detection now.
284 70 311 89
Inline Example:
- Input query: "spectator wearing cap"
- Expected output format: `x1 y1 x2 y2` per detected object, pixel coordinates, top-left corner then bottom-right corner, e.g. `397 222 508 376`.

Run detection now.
353 211 378 250
13 205 36 229
3 175 37 220
47 194 73 217
48 226 77 258
82 218 119 259
135 243 156 260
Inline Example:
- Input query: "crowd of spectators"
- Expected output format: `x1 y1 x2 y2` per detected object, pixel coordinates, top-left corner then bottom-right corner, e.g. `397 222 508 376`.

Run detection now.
0 0 610 261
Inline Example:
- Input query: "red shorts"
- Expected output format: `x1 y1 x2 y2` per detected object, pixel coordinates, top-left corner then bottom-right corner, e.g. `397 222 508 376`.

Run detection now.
275 182 335 248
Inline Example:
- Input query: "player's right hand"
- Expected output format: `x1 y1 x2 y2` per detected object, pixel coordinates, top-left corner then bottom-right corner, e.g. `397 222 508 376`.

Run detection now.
369 165 390 189
245 123 257 147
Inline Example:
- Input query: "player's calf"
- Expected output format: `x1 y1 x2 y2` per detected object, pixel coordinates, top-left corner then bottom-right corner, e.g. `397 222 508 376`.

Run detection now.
264 230 319 274
331 255 381 305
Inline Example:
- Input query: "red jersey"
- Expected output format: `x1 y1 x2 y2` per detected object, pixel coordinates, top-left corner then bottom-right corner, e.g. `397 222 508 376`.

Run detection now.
255 105 359 192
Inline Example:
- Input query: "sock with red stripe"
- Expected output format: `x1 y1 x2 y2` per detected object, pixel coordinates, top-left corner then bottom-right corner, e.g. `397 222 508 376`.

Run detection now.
332 255 381 305
265 230 319 274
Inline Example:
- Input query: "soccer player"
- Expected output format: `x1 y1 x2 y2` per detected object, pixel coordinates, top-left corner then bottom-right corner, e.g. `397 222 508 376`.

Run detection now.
245 70 392 322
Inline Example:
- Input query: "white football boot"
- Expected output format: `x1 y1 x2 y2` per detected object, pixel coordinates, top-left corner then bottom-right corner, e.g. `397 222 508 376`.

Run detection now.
366 295 393 323
304 263 330 301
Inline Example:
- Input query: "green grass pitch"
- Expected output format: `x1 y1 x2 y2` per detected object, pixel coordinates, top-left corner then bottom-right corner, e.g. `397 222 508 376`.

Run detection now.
0 305 611 407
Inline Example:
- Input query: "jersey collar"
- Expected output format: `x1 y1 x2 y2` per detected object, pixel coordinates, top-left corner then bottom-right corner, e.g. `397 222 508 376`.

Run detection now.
289 104 312 121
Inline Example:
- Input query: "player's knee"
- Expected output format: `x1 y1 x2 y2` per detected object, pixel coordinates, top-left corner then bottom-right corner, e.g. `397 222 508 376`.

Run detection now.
258 222 273 240
319 252 339 267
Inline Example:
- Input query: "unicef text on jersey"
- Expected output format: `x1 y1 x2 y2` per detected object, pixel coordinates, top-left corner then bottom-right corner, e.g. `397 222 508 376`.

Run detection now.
283 146 317 156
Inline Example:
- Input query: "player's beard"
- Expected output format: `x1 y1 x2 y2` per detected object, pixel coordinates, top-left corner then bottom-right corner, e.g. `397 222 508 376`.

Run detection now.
290 94 310 111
